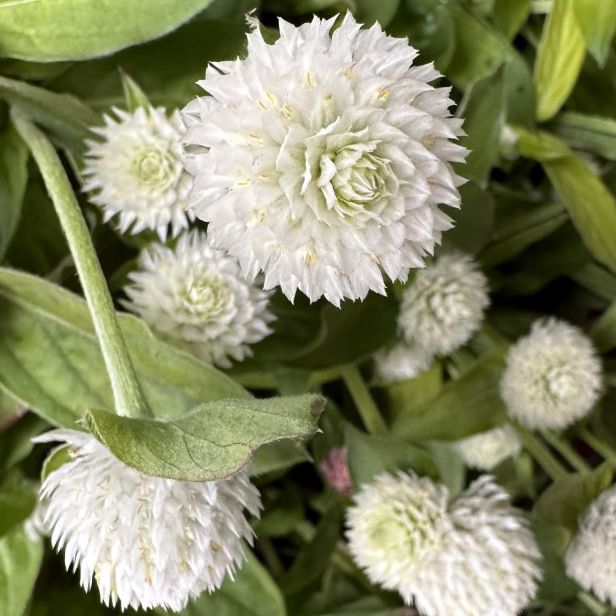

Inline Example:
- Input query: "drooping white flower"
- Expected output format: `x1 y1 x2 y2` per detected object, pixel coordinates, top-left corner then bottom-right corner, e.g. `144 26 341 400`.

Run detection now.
374 341 433 383
500 318 602 431
123 230 274 368
83 106 193 240
35 429 261 612
454 426 522 471
398 252 489 356
565 484 616 606
346 472 541 616
182 13 467 306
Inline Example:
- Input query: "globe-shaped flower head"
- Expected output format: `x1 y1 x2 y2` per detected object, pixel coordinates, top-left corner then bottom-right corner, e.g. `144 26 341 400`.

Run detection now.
84 106 193 239
346 472 541 615
123 230 274 367
500 318 602 430
454 426 522 471
36 429 261 612
374 341 433 383
182 14 467 305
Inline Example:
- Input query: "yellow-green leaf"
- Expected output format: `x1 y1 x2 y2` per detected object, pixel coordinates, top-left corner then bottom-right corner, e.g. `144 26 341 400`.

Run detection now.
573 0 616 66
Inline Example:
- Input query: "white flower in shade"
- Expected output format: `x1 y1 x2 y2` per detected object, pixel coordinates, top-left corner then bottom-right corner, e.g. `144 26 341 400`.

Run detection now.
346 472 541 616
123 230 274 368
83 106 193 240
565 485 616 606
454 426 522 471
182 13 467 306
24 502 48 542
398 252 489 356
35 429 261 612
500 318 602 431
374 341 433 383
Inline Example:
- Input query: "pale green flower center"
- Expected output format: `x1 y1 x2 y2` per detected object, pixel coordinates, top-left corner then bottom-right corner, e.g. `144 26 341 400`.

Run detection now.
132 147 176 190
180 276 232 321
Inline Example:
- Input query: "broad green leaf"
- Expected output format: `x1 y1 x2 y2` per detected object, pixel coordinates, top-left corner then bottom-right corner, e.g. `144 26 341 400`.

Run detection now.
0 118 27 261
0 267 248 427
0 389 24 429
354 0 400 27
493 0 530 39
570 262 616 301
551 111 616 160
84 395 325 481
573 0 616 66
393 350 509 441
516 128 616 274
503 53 535 127
0 0 216 62
256 485 304 537
0 527 43 616
0 475 36 537
0 414 47 472
590 300 616 352
169 550 286 616
428 441 465 496
533 0 585 121
251 440 312 477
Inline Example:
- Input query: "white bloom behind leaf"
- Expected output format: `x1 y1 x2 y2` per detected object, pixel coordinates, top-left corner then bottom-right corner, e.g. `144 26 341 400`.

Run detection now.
35 429 261 612
398 252 489 356
83 106 193 240
182 13 468 306
454 426 522 471
346 472 541 616
566 485 616 606
500 318 602 430
123 230 274 368
374 341 433 383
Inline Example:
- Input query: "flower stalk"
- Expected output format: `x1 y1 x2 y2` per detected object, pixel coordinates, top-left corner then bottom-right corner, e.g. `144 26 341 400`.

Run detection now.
341 365 388 435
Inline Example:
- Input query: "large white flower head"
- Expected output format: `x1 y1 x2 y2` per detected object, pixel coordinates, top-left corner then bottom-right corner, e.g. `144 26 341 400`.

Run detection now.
374 341 433 383
454 425 522 471
123 230 274 368
346 472 541 615
500 318 602 430
83 106 193 240
35 429 261 612
565 484 616 606
398 251 489 356
182 13 467 306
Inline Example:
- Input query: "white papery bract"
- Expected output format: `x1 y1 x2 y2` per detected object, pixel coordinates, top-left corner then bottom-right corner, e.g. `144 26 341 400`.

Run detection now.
346 472 541 616
454 426 522 471
182 13 467 305
500 318 602 430
398 252 489 356
123 230 274 368
374 341 433 383
35 429 261 612
83 106 193 240
566 485 616 606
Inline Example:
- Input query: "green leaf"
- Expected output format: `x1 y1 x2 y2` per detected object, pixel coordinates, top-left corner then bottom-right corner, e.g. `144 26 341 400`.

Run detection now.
533 0 585 121
0 475 36 537
120 71 151 112
84 395 325 481
251 441 312 477
0 267 248 427
572 0 616 66
493 0 530 39
0 118 27 262
169 550 287 616
354 0 400 27
0 527 43 616
590 300 616 352
0 389 25 430
570 262 616 301
551 111 616 160
0 0 216 62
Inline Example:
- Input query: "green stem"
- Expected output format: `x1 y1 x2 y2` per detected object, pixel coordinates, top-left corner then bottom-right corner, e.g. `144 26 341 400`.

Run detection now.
341 365 388 435
511 422 568 481
542 431 591 472
579 590 610 615
581 428 616 466
257 537 285 578
12 108 150 419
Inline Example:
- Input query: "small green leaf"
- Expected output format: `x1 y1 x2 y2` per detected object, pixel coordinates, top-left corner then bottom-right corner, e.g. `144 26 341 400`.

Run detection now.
120 71 151 112
84 395 325 481
250 441 311 477
590 300 616 352
551 111 616 160
533 0 585 121
41 445 73 481
572 0 616 66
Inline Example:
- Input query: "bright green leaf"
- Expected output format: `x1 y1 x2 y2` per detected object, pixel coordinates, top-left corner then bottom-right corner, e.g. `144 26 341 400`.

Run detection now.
551 111 616 160
120 71 151 112
573 0 616 66
493 0 530 39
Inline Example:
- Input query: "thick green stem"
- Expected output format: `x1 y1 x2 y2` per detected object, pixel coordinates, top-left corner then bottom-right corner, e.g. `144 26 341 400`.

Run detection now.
581 428 616 466
511 422 568 481
579 590 611 615
341 365 388 435
542 431 591 472
12 109 150 419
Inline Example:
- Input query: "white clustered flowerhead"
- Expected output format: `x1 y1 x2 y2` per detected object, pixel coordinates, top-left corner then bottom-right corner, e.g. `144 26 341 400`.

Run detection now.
454 425 522 471
565 484 616 606
35 429 261 612
374 341 433 383
500 318 603 431
83 106 193 240
123 230 275 368
398 251 489 356
182 13 468 306
346 472 542 616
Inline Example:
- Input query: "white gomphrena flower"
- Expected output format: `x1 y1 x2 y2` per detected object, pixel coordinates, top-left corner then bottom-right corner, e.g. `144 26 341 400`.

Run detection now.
83 106 193 240
374 341 433 383
123 230 274 368
454 426 522 471
500 318 602 430
35 429 261 612
182 13 467 306
565 485 616 606
346 472 541 616
398 252 489 356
